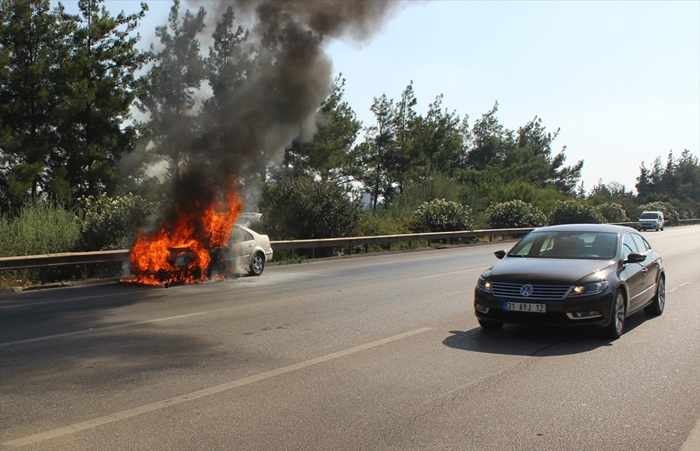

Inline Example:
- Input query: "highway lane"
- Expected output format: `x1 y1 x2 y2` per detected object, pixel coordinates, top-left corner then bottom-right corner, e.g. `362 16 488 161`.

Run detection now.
1 225 698 450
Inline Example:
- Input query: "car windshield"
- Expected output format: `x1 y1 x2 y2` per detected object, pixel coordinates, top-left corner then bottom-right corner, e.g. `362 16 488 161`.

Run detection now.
508 231 617 259
639 212 660 219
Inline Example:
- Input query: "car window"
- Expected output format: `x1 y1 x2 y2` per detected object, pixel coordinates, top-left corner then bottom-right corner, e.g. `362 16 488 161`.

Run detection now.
510 231 615 259
631 233 651 252
231 227 253 243
622 233 640 260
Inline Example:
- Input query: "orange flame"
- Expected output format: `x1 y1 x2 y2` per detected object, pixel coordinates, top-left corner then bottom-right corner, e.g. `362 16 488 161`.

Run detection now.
129 187 242 285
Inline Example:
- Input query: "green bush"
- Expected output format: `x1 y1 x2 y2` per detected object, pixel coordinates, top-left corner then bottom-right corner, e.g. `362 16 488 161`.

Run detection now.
596 203 629 223
549 200 605 225
489 181 568 215
412 198 473 232
77 193 156 250
485 200 546 229
356 212 412 236
0 200 80 257
639 201 680 226
0 200 82 288
261 177 363 240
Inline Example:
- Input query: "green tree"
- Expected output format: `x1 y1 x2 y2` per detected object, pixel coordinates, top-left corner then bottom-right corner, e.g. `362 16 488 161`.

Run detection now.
0 0 59 212
386 81 419 193
465 102 506 171
636 150 700 216
355 93 396 211
283 75 362 182
410 94 468 180
135 0 206 192
49 0 147 204
462 104 583 196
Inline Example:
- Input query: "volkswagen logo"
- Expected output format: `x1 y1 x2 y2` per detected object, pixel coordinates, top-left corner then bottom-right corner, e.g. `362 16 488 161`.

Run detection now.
520 284 534 297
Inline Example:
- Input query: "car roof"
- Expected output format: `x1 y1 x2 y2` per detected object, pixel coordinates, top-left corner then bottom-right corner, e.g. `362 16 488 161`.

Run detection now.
532 223 637 235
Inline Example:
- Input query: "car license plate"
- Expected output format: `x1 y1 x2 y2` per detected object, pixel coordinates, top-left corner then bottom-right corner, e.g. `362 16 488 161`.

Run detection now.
504 302 546 313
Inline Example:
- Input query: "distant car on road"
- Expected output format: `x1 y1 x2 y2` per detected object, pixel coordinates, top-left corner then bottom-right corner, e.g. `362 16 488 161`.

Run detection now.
473 224 665 339
637 210 665 232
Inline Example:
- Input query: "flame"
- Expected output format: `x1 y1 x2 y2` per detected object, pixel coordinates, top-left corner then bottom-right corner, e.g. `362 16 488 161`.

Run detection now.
128 187 243 286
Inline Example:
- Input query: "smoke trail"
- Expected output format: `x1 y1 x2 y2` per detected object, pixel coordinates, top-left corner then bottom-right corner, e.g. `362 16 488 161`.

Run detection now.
190 0 402 184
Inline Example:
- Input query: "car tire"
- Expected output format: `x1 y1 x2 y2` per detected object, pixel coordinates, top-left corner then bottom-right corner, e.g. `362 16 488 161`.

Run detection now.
478 318 503 330
603 290 626 340
644 275 665 316
248 253 265 276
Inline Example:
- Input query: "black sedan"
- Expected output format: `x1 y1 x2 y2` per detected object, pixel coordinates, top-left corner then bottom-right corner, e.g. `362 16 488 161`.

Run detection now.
474 224 665 339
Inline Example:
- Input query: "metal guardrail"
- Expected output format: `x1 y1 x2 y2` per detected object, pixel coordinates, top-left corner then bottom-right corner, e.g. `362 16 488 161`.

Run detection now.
0 228 533 272
2 220 698 273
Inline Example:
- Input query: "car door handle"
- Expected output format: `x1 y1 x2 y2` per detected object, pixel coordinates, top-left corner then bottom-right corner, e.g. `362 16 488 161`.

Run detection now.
641 268 648 275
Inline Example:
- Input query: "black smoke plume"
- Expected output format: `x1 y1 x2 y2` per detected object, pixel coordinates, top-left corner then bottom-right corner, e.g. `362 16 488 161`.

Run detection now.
166 0 402 211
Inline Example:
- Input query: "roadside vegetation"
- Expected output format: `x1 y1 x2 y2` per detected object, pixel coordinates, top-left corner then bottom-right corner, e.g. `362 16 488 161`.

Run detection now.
1 0 699 287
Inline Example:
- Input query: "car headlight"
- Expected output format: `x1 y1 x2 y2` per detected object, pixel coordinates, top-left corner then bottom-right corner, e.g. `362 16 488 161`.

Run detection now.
569 281 609 297
476 277 492 293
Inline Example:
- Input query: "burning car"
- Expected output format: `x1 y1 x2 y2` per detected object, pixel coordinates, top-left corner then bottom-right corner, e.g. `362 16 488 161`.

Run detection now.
209 224 273 277
133 223 273 286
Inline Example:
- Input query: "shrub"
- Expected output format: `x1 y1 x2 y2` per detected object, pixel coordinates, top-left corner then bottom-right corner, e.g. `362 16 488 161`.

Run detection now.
485 200 547 229
0 200 81 287
0 200 80 257
549 200 605 225
261 177 363 240
412 198 473 232
639 201 680 226
596 203 629 223
356 212 412 236
77 193 156 251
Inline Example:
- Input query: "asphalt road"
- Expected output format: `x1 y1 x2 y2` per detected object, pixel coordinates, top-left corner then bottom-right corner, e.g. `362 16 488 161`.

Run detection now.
1 226 699 450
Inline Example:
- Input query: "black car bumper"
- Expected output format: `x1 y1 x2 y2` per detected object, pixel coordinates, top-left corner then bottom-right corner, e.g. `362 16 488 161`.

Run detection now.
474 289 615 327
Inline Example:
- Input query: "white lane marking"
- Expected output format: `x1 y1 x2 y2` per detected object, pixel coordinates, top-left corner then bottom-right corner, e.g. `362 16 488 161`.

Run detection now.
668 281 693 293
0 311 209 348
420 268 485 279
1 327 432 449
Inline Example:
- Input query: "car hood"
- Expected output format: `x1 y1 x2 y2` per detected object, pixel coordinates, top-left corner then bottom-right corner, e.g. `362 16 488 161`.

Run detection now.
484 257 616 284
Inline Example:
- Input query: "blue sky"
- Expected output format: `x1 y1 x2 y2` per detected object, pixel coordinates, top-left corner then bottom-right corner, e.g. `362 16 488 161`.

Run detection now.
68 0 700 193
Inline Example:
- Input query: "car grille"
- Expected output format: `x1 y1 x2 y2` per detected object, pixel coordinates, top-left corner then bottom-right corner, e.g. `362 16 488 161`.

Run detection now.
491 282 571 300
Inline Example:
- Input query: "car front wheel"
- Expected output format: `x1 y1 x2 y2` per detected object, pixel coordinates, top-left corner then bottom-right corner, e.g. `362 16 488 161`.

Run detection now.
644 275 665 316
603 290 626 340
248 253 265 276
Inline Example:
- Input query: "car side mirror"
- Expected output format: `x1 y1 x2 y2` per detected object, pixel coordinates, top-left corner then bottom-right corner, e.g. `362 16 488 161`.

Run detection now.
494 250 507 260
625 252 646 264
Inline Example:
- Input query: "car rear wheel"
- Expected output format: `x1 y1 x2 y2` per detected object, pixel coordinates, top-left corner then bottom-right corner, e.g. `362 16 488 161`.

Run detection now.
478 318 503 330
603 290 626 340
644 275 665 316
248 253 265 276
